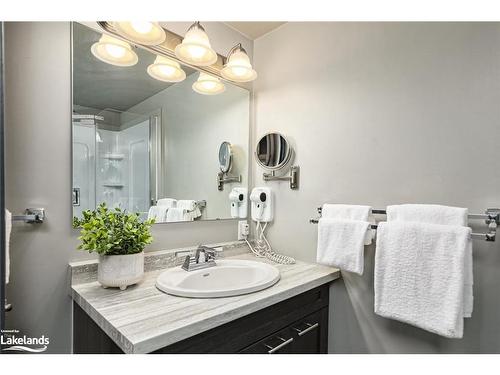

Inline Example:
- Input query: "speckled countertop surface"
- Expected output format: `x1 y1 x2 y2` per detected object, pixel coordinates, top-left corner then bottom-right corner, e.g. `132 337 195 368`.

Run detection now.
71 251 340 354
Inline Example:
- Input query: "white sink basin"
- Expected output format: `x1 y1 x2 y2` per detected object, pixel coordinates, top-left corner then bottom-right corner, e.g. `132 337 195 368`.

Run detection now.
156 259 280 298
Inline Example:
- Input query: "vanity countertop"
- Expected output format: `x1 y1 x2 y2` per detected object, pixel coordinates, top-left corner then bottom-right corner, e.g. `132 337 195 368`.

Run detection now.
71 253 340 354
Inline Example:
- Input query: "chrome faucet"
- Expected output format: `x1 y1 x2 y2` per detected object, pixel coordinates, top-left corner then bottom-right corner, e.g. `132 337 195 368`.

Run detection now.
182 245 217 271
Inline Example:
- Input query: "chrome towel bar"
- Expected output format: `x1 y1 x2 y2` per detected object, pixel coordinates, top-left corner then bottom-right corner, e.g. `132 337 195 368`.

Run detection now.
12 208 45 224
310 207 500 242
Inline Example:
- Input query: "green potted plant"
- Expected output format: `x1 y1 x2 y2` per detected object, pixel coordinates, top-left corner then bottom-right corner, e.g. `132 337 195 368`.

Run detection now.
73 203 155 290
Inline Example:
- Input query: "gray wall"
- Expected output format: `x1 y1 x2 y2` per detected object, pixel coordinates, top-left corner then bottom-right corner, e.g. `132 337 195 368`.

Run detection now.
4 22 252 353
253 22 500 353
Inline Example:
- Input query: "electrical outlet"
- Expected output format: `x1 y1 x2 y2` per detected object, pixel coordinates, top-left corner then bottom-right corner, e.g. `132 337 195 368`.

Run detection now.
238 220 249 240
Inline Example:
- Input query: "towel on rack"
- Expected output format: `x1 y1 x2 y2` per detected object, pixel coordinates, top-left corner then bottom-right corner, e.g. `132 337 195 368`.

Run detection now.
322 204 374 245
387 204 468 226
177 200 196 211
177 200 202 220
317 218 370 274
386 204 473 317
316 204 372 274
166 207 189 222
5 209 12 284
156 198 177 208
374 221 472 338
147 206 168 223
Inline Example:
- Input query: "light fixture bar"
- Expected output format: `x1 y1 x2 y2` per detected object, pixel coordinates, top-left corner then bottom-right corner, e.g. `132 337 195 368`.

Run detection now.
96 21 233 82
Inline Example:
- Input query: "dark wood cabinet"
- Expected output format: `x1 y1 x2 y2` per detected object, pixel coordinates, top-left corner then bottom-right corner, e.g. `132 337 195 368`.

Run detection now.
73 282 331 354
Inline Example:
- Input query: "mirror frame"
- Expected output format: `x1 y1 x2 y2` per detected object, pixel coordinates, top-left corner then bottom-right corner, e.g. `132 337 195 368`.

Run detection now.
254 132 293 172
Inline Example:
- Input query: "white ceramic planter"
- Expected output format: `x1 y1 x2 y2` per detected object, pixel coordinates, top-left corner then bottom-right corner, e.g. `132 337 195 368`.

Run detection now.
98 252 144 290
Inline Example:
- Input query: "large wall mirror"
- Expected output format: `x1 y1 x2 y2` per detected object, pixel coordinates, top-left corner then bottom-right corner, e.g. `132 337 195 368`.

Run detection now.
72 23 250 223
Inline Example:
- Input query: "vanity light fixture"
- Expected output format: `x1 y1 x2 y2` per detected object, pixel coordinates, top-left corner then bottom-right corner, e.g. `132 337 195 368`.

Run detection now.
91 34 138 67
221 43 257 82
147 55 186 82
175 22 218 66
113 22 166 46
192 72 226 95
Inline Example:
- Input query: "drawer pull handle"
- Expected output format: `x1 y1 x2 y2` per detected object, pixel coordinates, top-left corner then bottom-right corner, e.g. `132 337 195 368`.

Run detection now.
265 336 294 354
292 322 319 336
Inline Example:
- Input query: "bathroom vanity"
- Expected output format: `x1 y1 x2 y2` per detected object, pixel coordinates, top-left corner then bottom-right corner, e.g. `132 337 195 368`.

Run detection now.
70 243 339 354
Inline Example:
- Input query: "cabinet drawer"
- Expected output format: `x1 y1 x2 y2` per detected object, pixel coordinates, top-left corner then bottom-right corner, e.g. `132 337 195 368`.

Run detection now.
240 327 295 354
290 310 325 354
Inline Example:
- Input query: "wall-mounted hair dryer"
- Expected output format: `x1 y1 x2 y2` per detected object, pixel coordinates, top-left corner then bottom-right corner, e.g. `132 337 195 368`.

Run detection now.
229 187 247 219
250 187 273 222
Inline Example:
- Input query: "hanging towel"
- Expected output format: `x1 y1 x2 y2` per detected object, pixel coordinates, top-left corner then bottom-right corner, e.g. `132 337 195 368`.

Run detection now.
374 221 472 338
5 209 12 284
166 207 189 222
322 204 375 245
157 198 177 208
316 204 372 274
386 204 473 317
177 200 197 211
147 206 168 223
177 200 201 221
386 204 468 226
317 218 370 274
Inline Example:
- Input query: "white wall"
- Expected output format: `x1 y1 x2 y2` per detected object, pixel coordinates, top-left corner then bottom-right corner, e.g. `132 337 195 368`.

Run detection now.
253 22 500 353
4 21 252 353
125 72 250 221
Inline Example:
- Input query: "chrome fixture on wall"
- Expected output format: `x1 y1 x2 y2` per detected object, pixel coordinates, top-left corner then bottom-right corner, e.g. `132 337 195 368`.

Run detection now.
217 141 241 191
310 206 500 242
255 133 299 190
12 208 45 224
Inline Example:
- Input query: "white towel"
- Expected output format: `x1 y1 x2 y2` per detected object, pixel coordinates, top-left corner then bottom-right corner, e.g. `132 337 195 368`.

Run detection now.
166 207 189 222
386 204 472 317
316 218 370 275
147 206 168 223
322 204 374 245
375 221 472 338
5 209 12 284
157 198 177 208
387 204 468 226
177 200 196 211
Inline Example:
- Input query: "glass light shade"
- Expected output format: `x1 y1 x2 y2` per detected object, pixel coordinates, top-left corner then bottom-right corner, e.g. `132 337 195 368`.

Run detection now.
147 55 186 82
192 72 225 95
175 23 218 66
91 34 138 67
221 48 257 82
113 22 166 46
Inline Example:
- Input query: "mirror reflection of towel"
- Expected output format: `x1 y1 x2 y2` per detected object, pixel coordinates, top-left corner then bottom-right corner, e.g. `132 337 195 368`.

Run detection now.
166 207 188 222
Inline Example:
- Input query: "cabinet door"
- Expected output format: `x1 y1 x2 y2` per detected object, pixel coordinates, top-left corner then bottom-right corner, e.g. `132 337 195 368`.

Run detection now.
240 327 295 354
290 310 326 354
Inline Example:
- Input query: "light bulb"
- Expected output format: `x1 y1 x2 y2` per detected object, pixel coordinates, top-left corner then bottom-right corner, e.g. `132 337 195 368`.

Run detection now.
105 44 126 58
221 44 257 82
91 34 138 67
147 55 186 83
175 22 218 66
130 21 153 34
192 72 225 95
113 22 166 46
